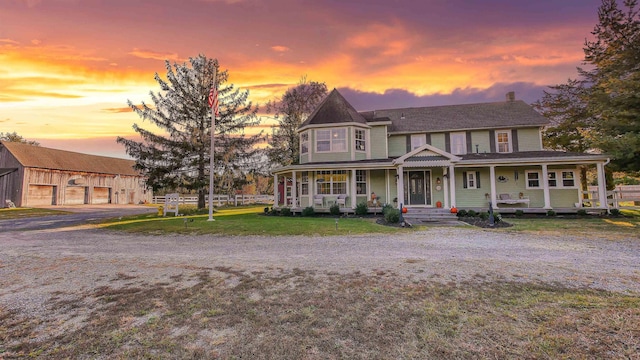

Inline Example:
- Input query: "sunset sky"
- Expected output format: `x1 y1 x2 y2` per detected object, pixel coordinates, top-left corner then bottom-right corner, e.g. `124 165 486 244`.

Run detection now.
1 0 603 158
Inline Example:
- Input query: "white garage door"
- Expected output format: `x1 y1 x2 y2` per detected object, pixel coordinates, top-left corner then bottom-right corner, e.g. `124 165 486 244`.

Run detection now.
93 187 111 204
27 185 56 206
65 186 87 205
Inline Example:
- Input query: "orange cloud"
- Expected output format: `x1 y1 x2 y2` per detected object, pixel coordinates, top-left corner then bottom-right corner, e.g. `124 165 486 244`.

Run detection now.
271 46 290 53
128 48 182 62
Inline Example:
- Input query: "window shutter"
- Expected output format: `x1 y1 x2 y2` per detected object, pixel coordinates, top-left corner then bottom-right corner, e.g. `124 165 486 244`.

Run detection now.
466 131 473 154
425 133 431 145
489 130 496 153
445 132 451 153
462 171 468 189
476 171 481 188
511 129 519 152
406 135 411 153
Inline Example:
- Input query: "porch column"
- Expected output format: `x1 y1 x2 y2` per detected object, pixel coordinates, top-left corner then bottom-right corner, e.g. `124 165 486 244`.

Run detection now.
448 165 456 208
273 173 279 206
541 164 552 209
596 162 608 209
489 165 498 209
396 166 404 209
443 167 450 208
385 169 391 206
292 171 297 208
351 169 357 209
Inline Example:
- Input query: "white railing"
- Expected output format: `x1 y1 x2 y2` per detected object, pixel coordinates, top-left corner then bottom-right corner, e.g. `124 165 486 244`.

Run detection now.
585 185 640 209
151 194 273 206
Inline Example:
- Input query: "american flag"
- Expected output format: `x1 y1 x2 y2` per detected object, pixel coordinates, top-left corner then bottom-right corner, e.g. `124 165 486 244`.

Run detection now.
208 85 219 117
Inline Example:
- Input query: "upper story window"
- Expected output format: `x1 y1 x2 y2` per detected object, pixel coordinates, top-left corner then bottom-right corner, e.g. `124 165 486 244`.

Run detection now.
316 129 347 152
411 134 426 150
496 130 512 153
450 132 466 155
300 131 309 154
355 129 366 151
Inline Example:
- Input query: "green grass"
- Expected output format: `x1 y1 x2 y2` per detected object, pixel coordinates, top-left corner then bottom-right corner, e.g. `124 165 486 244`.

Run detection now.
506 209 640 237
101 206 409 236
0 207 70 220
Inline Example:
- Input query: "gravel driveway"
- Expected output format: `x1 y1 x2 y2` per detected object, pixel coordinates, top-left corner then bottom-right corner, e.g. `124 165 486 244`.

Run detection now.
1 221 639 320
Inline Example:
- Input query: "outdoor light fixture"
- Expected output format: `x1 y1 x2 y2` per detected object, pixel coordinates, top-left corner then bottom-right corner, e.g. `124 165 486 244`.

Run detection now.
436 177 441 185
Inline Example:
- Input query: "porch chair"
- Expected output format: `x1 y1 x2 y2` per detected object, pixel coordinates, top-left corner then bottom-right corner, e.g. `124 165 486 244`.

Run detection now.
336 194 347 207
313 194 324 207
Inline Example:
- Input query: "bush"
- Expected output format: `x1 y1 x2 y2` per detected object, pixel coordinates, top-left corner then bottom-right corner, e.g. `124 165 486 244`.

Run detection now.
301 206 315 217
467 209 478 217
264 207 270 213
609 208 621 217
479 211 489 220
382 204 394 215
384 208 401 223
355 202 369 216
576 209 588 216
515 209 524 217
456 209 468 217
329 203 341 216
546 209 556 217
494 212 502 223
280 207 292 216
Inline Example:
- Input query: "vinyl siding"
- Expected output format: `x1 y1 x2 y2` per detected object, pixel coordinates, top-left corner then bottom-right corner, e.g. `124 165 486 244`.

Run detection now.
470 131 491 154
517 127 543 151
430 133 446 152
454 168 488 207
370 126 388 159
388 135 406 157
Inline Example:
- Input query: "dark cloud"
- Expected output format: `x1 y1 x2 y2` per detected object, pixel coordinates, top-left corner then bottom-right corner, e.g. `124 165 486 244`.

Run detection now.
338 82 548 111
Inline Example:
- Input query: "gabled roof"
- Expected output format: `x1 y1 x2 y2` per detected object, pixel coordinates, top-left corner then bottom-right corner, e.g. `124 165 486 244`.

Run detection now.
1 141 139 176
299 89 368 129
370 100 550 133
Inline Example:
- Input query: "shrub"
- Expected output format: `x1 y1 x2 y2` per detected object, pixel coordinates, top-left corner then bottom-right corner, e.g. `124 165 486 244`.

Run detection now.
329 203 341 216
280 207 292 216
355 202 369 216
515 209 524 217
467 209 478 217
382 204 394 215
456 209 468 217
494 212 502 223
264 207 269 213
576 209 588 216
479 211 489 220
546 209 556 217
301 206 315 217
609 208 621 217
384 208 401 223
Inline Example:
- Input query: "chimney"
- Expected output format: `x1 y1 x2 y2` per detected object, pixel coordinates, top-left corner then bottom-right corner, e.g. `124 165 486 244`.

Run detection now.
506 91 515 102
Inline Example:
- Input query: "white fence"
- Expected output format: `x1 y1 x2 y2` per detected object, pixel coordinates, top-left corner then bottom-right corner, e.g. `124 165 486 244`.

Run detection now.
152 194 273 207
585 185 640 209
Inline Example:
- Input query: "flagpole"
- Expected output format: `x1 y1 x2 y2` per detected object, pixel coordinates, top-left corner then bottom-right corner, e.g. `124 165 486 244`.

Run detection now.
208 70 217 221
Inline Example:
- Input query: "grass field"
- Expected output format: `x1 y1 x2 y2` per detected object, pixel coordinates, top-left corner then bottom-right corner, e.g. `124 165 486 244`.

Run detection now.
0 207 69 220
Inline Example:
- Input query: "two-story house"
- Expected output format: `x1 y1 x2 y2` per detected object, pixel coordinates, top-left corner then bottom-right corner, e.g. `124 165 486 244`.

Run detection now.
271 89 610 215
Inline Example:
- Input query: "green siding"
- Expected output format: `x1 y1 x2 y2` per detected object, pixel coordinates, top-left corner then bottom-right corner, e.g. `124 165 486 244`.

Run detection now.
470 131 491 154
370 126 387 159
454 168 489 208
430 133 446 152
431 168 446 207
299 153 309 164
517 127 542 151
370 170 387 204
550 189 580 208
388 135 406 157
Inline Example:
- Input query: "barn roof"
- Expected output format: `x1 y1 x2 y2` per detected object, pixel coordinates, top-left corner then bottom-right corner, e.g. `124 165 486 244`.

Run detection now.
1 141 140 176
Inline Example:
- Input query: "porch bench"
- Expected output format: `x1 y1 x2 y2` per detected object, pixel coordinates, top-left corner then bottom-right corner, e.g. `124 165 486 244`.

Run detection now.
496 193 530 207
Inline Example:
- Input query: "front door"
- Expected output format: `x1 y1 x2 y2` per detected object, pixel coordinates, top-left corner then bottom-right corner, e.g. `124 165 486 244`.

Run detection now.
404 171 432 206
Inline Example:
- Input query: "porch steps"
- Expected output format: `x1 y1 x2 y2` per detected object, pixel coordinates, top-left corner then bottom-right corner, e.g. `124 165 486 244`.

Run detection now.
401 208 459 224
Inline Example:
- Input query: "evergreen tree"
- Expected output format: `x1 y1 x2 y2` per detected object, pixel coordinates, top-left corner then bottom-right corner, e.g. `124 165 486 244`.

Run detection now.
266 78 327 166
117 55 262 209
582 0 640 172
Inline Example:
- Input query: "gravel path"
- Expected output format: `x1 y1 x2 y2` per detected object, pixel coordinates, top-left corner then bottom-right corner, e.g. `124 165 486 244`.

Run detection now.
1 224 639 319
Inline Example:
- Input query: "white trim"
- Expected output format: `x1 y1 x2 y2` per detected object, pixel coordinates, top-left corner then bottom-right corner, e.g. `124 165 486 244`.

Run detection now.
495 129 513 153
449 165 456 208
450 131 466 155
393 143 461 164
298 122 371 133
489 166 498 209
542 164 551 209
316 128 348 153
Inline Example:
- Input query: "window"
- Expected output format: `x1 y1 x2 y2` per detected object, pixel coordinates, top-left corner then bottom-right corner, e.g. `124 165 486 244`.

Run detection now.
300 172 309 195
450 132 466 155
356 170 367 195
316 129 347 152
562 171 575 187
526 171 540 188
300 132 309 154
316 170 347 194
547 172 557 187
462 171 481 189
496 130 512 153
411 134 426 150
355 129 366 151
